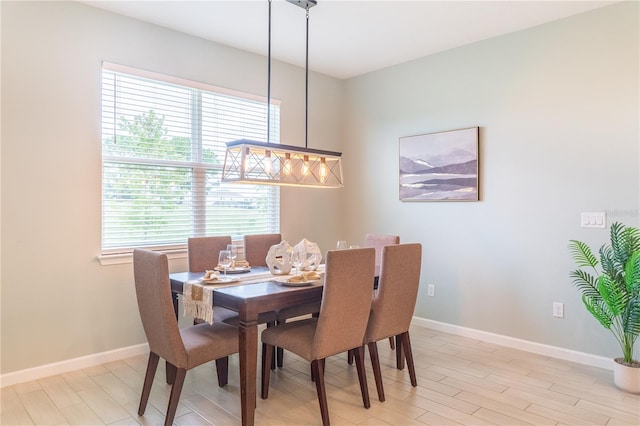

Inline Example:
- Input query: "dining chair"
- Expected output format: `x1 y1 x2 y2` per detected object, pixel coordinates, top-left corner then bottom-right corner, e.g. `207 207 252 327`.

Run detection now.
364 233 400 350
243 233 282 266
187 236 238 324
188 236 232 272
363 243 421 402
133 249 239 426
261 247 376 426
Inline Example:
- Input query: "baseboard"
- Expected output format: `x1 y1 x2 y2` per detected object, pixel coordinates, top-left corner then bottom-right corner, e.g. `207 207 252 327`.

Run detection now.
1 318 614 388
412 316 613 371
0 343 149 388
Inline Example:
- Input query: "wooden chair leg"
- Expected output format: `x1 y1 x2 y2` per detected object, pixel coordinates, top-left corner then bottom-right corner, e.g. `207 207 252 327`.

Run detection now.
311 359 330 426
395 335 405 370
261 343 274 399
277 347 284 368
389 336 395 350
347 349 354 365
367 342 385 402
215 356 229 387
353 346 371 409
166 361 177 384
138 352 159 415
267 322 277 370
401 332 417 387
165 368 186 426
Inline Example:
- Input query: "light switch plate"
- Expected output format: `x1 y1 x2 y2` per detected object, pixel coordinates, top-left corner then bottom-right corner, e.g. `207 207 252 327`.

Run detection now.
581 212 606 228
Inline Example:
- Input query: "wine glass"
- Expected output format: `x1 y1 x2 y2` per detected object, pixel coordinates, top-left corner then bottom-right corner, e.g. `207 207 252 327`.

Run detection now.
290 249 303 276
227 244 238 267
336 240 348 250
218 250 232 276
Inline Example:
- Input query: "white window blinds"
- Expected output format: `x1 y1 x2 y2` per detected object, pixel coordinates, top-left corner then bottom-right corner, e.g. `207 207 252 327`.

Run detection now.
101 63 280 255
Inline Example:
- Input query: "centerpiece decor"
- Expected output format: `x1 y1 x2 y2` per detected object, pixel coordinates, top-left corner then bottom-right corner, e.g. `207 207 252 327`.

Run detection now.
569 222 640 393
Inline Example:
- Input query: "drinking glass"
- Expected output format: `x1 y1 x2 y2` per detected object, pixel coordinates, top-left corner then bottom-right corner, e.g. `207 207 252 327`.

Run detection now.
227 244 238 266
349 245 360 249
290 249 303 275
336 240 348 250
218 250 232 275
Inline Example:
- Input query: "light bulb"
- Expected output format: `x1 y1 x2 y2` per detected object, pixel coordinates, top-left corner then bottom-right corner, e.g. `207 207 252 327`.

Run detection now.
302 155 310 176
243 147 251 173
319 157 327 183
283 153 292 175
264 150 271 174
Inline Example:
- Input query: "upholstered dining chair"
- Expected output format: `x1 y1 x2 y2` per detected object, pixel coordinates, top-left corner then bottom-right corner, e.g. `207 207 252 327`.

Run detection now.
364 243 421 402
261 248 376 426
187 236 238 324
364 233 400 350
243 233 281 266
133 249 239 426
188 236 232 272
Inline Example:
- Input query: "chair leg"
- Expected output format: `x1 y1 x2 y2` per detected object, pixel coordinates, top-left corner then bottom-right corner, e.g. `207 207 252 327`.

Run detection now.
165 367 186 426
389 336 395 350
395 335 405 370
401 332 417 387
166 361 177 384
311 359 330 426
266 322 277 370
277 347 284 368
215 357 229 387
261 343 274 399
347 349 354 365
138 352 159 416
367 342 385 402
353 346 371 409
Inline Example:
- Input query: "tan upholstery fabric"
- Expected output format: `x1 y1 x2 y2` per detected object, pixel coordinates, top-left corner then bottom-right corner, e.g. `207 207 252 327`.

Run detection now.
133 249 238 369
262 247 375 361
364 233 399 276
364 243 422 343
243 233 281 266
188 236 232 272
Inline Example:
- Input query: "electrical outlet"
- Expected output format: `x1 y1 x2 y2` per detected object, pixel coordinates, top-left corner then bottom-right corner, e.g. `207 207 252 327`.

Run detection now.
427 284 435 297
553 302 564 318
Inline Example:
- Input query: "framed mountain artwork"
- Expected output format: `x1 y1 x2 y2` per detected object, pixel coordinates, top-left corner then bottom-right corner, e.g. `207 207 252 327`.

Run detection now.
399 127 479 201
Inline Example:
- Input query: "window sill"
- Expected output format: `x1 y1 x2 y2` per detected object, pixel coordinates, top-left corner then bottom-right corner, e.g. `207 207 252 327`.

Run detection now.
98 249 187 266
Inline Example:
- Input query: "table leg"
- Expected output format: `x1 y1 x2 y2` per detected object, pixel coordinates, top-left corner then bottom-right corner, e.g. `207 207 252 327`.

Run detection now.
239 313 258 426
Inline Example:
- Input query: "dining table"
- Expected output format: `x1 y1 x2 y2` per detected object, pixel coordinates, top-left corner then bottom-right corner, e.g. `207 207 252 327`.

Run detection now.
169 266 324 426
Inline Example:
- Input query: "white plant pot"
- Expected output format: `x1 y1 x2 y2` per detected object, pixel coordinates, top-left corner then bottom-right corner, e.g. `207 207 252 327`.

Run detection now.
613 358 640 394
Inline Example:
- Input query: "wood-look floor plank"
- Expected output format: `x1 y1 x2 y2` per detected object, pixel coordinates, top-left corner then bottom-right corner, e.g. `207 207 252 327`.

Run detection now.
58 402 104 425
38 376 83 410
19 389 68 425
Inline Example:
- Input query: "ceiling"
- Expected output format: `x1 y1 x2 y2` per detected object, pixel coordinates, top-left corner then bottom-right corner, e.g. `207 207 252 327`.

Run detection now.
81 0 616 79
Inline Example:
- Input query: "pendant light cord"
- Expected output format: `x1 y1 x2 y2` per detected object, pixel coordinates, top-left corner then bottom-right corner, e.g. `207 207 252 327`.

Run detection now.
305 5 309 149
267 0 272 144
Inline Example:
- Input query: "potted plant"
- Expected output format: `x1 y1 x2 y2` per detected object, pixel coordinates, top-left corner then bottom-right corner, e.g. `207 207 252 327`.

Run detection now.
569 222 640 393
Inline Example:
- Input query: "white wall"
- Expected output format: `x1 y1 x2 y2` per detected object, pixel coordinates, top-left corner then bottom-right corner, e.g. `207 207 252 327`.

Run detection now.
342 1 639 359
0 1 343 374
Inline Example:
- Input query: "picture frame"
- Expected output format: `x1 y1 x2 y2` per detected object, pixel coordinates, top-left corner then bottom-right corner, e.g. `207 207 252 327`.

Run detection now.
399 127 479 201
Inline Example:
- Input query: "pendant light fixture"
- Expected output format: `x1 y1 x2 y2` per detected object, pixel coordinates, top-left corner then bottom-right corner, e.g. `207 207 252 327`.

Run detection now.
221 0 344 188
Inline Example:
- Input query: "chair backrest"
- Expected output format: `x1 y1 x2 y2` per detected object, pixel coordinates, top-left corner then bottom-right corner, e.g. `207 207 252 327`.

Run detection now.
365 243 422 343
188 236 232 272
364 234 400 275
133 249 187 367
243 233 281 266
312 248 375 360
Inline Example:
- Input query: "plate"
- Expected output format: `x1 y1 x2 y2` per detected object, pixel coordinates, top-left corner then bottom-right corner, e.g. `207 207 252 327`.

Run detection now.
199 276 240 284
214 266 251 274
280 279 319 287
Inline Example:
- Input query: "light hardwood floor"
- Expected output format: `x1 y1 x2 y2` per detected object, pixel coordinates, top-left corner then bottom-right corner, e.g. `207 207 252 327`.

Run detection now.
2 325 639 425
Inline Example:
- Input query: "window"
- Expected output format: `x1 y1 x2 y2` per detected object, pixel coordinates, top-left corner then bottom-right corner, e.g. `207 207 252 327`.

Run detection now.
101 63 280 257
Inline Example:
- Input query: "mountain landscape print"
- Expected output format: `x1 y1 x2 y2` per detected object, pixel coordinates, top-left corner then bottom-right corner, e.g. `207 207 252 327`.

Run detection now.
399 127 479 201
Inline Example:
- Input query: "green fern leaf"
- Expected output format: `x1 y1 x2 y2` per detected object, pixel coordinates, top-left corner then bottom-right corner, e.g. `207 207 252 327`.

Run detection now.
569 240 598 268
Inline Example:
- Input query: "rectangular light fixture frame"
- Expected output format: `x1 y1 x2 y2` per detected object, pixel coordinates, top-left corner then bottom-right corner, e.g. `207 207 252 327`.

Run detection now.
221 139 343 188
